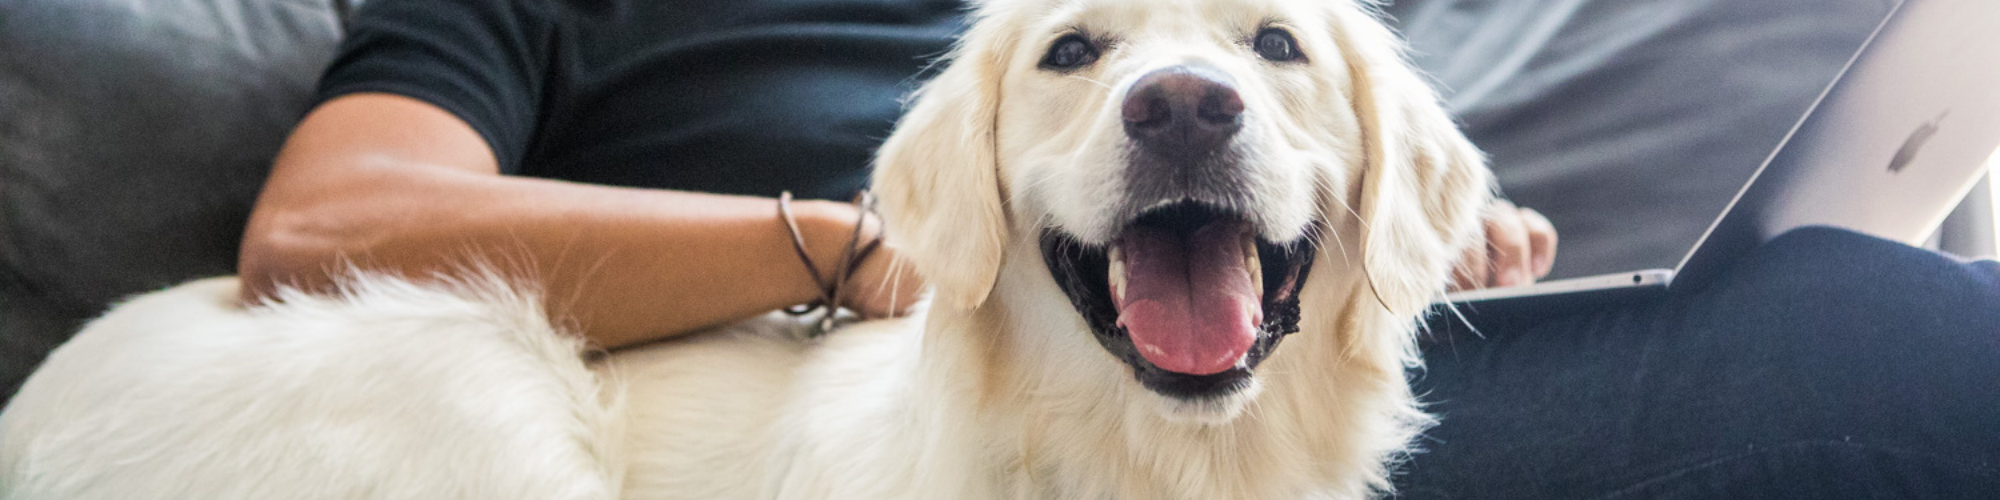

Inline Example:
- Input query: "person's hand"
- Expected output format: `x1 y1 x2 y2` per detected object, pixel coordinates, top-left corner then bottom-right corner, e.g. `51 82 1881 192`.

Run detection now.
1450 199 1558 291
842 234 927 319
798 199 928 319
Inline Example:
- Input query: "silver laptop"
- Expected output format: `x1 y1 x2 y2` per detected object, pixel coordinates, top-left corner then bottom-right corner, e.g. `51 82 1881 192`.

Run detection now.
1446 0 2000 310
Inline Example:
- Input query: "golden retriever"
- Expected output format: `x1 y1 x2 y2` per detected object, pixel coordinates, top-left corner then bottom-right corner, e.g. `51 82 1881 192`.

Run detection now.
0 0 1490 498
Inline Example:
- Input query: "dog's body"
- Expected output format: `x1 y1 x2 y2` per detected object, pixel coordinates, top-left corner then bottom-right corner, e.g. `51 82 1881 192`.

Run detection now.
1 0 1493 498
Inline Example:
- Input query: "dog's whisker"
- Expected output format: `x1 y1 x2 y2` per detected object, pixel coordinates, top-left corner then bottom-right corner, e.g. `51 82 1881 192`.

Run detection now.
1316 184 1400 314
882 251 912 315
1336 194 1372 236
1303 175 1357 267
1063 74 1115 91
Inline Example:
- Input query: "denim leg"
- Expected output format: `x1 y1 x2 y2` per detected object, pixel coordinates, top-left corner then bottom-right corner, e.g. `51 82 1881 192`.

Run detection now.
1398 227 2000 499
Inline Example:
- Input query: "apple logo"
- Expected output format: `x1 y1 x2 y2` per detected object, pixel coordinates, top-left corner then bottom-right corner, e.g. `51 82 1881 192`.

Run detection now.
1888 111 1949 174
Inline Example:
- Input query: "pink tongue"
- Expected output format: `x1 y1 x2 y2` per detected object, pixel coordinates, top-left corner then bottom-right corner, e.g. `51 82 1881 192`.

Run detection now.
1114 221 1263 375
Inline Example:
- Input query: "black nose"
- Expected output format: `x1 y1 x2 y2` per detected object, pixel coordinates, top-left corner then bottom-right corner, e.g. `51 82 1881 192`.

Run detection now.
1122 66 1244 157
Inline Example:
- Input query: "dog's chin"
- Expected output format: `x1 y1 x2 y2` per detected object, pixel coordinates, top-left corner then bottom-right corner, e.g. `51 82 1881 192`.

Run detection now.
1041 201 1317 424
1148 376 1264 425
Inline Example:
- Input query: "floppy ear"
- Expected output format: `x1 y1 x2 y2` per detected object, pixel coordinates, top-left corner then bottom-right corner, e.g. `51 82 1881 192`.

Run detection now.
1328 4 1495 316
871 8 1017 310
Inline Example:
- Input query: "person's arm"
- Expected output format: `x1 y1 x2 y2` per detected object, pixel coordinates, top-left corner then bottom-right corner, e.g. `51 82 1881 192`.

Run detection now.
240 93 922 348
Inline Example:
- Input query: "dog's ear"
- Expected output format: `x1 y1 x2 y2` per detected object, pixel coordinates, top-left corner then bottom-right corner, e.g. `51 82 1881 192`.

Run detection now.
871 9 1017 310
1329 5 1495 315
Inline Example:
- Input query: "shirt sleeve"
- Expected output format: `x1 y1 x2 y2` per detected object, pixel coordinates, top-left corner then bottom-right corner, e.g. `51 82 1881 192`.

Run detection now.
314 0 556 173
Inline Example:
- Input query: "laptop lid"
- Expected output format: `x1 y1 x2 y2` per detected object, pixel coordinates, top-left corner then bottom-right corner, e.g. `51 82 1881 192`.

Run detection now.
1674 0 2000 288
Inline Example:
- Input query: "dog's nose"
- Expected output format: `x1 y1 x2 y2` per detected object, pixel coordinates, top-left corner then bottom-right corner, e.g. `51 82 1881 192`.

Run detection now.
1122 66 1244 156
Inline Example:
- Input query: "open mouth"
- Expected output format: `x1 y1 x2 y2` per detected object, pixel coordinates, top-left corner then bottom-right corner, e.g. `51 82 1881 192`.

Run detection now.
1041 201 1316 400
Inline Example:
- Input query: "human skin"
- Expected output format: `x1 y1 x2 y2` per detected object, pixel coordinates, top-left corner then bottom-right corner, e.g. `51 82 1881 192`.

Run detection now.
1454 199 1559 291
239 93 924 349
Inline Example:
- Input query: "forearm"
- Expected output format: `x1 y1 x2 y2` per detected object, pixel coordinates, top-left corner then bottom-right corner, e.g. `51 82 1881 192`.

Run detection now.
241 162 862 348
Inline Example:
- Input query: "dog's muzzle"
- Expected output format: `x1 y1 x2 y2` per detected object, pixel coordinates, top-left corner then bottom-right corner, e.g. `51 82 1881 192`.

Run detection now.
1039 64 1320 401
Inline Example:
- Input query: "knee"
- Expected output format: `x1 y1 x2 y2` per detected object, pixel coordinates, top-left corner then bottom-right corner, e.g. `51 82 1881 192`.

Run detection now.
1680 226 2000 372
1713 226 2000 311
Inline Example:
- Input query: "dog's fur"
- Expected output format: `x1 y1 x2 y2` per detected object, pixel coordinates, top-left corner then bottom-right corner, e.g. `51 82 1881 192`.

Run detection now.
0 0 1491 498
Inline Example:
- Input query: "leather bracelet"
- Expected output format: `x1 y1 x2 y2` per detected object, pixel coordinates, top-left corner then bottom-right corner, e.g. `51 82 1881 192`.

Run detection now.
777 190 884 335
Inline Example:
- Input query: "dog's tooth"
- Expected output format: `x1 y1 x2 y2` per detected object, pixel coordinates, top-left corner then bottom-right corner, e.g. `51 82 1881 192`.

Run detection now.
1245 238 1263 293
1108 247 1127 301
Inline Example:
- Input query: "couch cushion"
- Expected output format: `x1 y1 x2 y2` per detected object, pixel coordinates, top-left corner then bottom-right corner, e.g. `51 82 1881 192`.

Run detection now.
0 0 350 399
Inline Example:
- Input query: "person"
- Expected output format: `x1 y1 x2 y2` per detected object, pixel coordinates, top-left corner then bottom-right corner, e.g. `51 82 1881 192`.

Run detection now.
244 0 1556 348
245 0 1997 497
1385 0 2000 497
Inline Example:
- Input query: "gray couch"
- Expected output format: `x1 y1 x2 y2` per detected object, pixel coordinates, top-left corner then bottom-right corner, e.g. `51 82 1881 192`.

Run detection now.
3 0 1990 404
0 0 357 398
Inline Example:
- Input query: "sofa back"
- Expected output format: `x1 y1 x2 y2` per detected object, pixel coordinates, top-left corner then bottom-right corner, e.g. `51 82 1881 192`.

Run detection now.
0 0 359 399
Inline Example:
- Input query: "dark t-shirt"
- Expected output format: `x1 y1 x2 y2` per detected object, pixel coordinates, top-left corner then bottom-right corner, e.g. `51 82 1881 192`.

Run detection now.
318 0 965 200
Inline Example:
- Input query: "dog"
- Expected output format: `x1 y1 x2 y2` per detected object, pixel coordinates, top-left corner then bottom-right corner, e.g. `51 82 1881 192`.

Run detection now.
0 0 1491 497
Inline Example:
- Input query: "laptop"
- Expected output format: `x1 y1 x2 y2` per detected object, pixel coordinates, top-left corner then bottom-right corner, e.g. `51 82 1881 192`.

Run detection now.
1444 0 2000 314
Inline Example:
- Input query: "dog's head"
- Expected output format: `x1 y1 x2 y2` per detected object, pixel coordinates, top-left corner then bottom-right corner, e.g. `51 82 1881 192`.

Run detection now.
873 0 1490 422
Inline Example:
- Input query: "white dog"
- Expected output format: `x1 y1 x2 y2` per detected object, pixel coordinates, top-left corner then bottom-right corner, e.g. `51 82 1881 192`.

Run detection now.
0 0 1491 498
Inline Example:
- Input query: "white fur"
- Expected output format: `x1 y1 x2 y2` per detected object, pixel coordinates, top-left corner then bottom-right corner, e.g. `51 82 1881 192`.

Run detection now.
0 0 1492 498
0 274 619 500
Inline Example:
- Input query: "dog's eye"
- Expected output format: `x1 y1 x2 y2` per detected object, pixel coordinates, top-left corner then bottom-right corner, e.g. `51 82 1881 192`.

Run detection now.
1253 28 1304 62
1040 34 1099 71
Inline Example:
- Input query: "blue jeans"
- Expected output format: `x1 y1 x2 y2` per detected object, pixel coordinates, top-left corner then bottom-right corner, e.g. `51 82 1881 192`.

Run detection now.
1399 227 2000 498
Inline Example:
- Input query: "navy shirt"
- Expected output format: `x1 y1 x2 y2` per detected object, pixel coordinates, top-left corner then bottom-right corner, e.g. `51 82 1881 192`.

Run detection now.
318 0 966 200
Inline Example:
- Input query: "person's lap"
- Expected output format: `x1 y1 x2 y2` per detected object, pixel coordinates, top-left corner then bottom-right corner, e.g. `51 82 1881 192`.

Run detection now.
1399 226 2000 498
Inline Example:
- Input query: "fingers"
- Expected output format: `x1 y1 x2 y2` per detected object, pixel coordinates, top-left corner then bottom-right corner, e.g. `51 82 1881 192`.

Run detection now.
1485 202 1534 288
1447 200 1562 291
1449 234 1491 292
1519 206 1558 279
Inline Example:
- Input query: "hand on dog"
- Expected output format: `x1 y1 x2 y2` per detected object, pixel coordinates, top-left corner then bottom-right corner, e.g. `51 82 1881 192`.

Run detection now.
818 202 928 319
844 240 927 319
1449 199 1557 291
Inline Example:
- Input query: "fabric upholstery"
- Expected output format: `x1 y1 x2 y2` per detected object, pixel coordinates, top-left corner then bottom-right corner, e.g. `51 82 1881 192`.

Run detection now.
0 0 351 398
